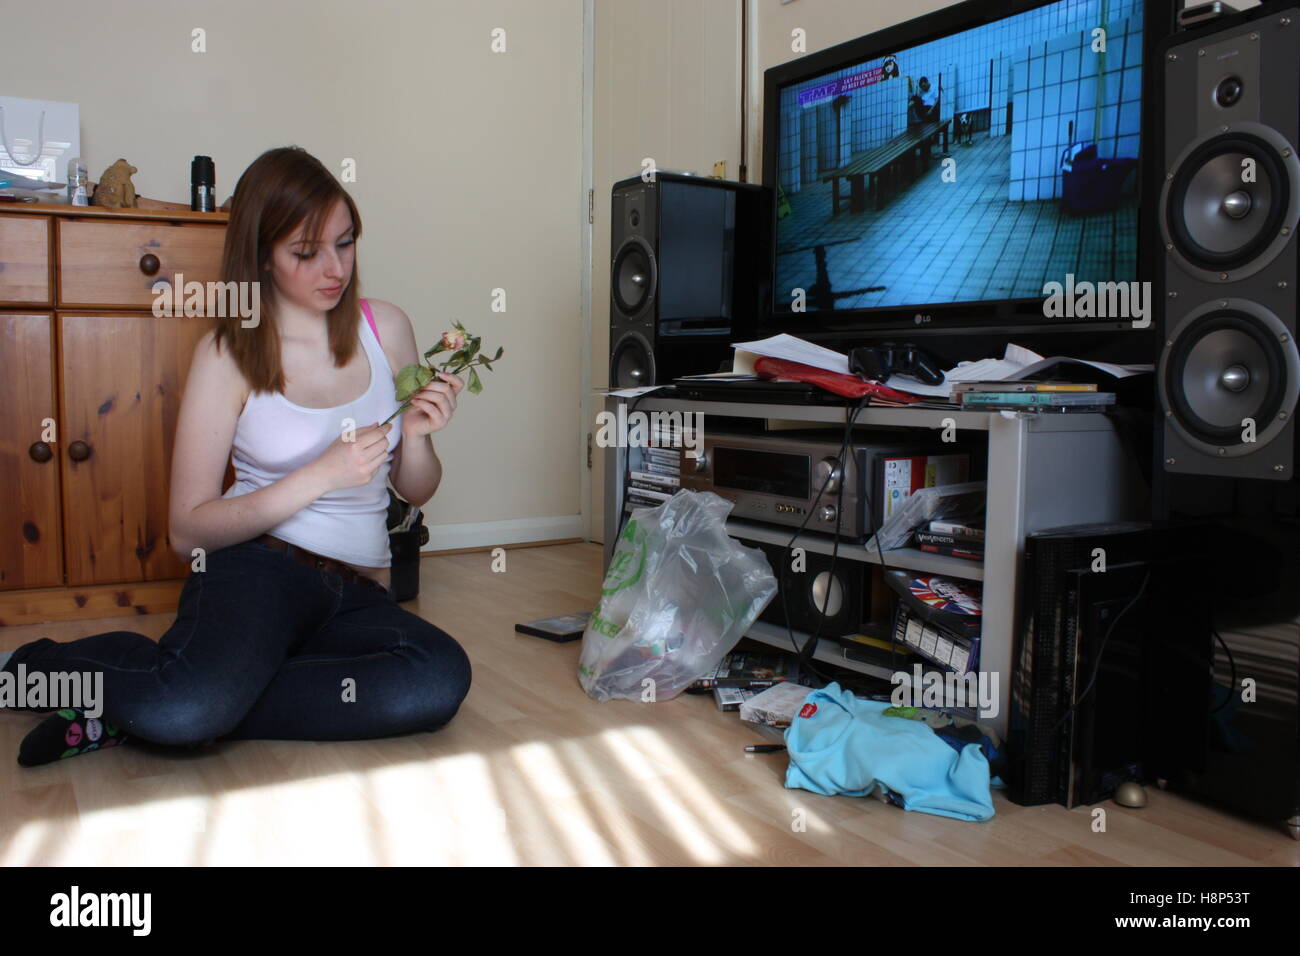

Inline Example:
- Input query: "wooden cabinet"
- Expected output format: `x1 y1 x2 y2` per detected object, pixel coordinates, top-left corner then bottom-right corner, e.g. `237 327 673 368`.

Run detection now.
0 203 231 624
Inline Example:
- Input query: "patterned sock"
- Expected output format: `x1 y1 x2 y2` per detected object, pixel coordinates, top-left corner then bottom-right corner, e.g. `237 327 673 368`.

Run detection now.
17 708 128 767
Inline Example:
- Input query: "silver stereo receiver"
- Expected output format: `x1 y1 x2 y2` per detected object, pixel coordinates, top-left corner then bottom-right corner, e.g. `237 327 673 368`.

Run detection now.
680 430 930 540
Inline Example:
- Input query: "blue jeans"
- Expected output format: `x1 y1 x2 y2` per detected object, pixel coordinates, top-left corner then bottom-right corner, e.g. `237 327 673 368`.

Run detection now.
3 540 472 746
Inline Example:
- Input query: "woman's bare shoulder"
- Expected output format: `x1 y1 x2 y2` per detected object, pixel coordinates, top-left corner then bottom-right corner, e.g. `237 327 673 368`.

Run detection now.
192 328 251 413
364 298 411 337
364 298 419 371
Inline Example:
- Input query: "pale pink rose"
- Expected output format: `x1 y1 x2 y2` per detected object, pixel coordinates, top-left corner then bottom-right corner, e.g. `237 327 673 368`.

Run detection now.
441 330 466 351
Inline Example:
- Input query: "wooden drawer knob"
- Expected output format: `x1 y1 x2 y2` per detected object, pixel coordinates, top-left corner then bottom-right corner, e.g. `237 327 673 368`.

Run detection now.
139 253 160 276
28 441 53 463
68 440 92 462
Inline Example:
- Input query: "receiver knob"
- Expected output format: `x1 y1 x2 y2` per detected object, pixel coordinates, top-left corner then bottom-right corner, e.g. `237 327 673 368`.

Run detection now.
692 452 708 473
818 504 837 523
815 456 843 493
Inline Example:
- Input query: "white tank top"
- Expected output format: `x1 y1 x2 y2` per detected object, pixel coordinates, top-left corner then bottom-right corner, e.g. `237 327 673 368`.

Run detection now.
221 305 402 567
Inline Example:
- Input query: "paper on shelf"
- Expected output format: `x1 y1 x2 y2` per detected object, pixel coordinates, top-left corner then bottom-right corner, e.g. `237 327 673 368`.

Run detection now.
731 334 850 375
944 344 1152 384
881 374 950 397
673 371 761 381
884 343 1152 398
597 385 671 398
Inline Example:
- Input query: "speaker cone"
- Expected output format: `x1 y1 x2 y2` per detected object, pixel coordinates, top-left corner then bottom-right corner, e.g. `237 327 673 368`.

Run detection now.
611 238 656 317
1160 300 1300 456
1162 125 1300 281
810 570 845 619
611 332 655 388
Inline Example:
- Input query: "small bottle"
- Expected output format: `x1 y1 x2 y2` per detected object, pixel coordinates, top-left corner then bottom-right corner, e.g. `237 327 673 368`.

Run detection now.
191 155 215 212
67 157 89 206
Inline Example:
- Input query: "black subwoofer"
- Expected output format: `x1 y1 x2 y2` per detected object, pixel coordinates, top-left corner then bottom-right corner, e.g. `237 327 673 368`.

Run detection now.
736 536 868 639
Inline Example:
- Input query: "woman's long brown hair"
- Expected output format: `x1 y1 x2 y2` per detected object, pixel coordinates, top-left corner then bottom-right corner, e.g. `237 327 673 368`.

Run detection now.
213 146 364 393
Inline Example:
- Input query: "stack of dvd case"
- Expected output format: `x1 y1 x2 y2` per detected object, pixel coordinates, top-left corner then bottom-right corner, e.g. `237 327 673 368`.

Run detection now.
625 421 688 510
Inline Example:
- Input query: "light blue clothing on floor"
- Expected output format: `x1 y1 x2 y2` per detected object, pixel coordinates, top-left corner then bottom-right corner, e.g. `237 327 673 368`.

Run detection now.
784 683 994 822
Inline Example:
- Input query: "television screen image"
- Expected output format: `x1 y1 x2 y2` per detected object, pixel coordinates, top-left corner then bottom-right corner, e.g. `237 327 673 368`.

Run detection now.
771 0 1145 318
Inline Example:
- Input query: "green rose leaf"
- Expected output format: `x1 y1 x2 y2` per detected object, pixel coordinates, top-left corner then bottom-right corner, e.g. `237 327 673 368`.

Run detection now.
398 325 503 402
394 363 434 402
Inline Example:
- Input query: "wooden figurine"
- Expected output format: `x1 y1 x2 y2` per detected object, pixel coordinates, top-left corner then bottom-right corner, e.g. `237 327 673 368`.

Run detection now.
92 159 139 209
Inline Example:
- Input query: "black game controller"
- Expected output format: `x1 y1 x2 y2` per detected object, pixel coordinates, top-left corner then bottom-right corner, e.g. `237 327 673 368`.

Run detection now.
849 343 945 386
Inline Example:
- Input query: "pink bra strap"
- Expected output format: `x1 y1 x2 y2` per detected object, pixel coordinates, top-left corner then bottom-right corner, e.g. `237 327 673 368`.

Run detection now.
360 298 381 345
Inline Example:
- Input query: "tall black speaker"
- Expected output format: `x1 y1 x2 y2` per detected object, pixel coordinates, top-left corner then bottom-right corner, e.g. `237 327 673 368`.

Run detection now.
1152 3 1300 837
609 172 771 388
1156 4 1300 477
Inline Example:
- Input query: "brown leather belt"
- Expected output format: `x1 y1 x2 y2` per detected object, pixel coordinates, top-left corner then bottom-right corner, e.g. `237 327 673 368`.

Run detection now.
254 534 386 592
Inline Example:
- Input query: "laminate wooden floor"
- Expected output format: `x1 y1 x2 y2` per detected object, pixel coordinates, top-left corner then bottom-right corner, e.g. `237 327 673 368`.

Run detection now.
2 542 1296 866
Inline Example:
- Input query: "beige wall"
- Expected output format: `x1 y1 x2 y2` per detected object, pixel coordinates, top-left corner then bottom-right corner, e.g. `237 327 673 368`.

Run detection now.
591 0 743 542
2 0 585 550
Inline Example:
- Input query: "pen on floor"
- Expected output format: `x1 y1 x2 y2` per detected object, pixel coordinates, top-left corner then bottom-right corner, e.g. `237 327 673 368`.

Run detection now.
744 744 786 753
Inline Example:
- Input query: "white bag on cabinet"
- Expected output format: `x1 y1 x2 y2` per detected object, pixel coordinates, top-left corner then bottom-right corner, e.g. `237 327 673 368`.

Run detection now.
0 95 81 184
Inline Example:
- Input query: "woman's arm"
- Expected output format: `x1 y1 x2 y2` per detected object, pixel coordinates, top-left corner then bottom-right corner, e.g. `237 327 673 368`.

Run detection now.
167 330 332 560
372 300 460 509
390 425 443 509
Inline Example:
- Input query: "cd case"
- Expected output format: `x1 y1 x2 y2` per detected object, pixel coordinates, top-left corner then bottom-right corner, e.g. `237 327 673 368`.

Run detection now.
514 611 591 643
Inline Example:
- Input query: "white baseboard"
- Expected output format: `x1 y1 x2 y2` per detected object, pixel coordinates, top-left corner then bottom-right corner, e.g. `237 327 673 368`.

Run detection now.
419 514 588 552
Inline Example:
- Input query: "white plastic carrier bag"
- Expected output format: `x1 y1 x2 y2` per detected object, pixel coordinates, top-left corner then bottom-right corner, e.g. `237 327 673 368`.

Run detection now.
578 489 777 702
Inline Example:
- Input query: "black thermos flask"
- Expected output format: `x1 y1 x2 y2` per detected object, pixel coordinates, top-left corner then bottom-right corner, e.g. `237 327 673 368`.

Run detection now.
191 156 215 212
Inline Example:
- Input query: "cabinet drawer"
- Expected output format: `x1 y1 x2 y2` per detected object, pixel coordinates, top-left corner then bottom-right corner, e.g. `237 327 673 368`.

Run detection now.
59 219 226 309
0 214 52 304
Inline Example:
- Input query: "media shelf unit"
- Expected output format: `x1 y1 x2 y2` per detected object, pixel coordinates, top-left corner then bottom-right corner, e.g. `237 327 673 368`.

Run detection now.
601 393 1146 734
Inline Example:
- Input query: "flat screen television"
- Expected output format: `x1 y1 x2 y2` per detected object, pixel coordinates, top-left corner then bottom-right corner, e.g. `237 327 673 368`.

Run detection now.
761 0 1176 345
